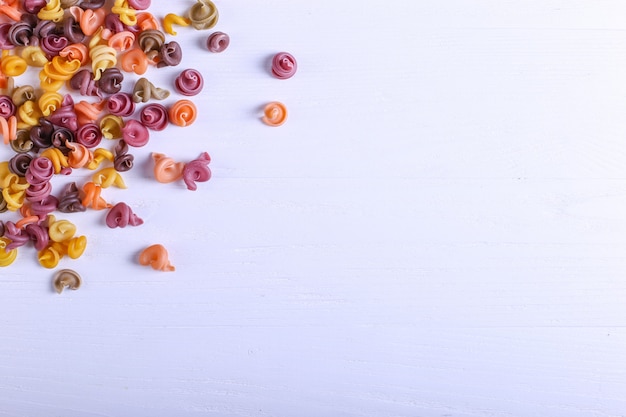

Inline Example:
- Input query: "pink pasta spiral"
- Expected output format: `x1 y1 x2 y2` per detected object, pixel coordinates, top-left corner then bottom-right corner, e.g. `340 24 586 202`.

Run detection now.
206 31 229 53
182 152 211 191
174 69 204 96
271 52 297 79
106 202 143 228
106 93 135 117
121 119 149 147
139 103 168 131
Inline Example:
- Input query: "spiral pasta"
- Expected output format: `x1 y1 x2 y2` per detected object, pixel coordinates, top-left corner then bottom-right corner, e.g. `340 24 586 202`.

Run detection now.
132 77 169 103
37 0 64 22
1 54 27 76
163 13 191 35
38 91 63 116
99 114 124 139
169 99 197 127
188 0 219 30
112 0 137 26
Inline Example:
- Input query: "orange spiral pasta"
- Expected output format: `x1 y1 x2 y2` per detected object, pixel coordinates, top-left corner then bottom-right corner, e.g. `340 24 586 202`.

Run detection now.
262 101 288 126
59 44 89 66
151 152 185 183
139 244 175 271
121 48 148 75
74 100 104 125
40 56 81 91
1 54 27 77
81 182 112 210
108 31 135 52
168 100 197 127
73 7 106 36
136 12 160 31
66 142 93 168
0 115 17 144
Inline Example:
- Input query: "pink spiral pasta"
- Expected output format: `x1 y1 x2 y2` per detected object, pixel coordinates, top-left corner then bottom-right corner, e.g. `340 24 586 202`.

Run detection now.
271 52 297 79
206 31 229 53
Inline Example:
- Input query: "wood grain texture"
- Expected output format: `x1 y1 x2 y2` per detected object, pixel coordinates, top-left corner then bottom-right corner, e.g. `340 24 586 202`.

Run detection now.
1 1 626 416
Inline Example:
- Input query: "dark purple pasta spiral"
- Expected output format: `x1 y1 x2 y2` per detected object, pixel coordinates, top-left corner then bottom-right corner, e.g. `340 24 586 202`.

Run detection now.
174 69 204 96
33 20 56 39
23 0 46 14
80 0 106 9
104 14 125 34
25 223 49 251
4 222 29 250
30 195 59 217
8 22 33 47
69 70 101 97
113 140 134 172
63 16 85 44
40 34 69 58
57 182 86 213
30 118 55 150
8 153 32 177
48 95 78 132
0 24 15 50
97 68 124 94
157 41 182 68
139 103 168 131
51 126 74 152
106 202 143 228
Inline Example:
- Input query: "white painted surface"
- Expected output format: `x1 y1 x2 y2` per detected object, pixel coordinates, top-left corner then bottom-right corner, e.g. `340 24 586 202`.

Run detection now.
1 1 626 416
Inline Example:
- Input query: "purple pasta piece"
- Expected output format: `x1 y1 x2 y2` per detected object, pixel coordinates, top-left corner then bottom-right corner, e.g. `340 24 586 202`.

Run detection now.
175 69 204 96
48 95 78 132
40 34 69 58
206 31 229 53
97 68 124 94
182 152 212 191
63 16 85 44
30 118 55 151
8 22 33 47
30 195 59 217
104 14 126 34
113 139 134 172
0 95 15 118
157 41 182 68
57 182 86 213
106 92 135 117
26 181 52 202
8 153 32 177
81 0 106 9
50 126 74 152
25 223 49 251
139 103 168 131
106 202 143 228
76 123 102 148
69 70 101 97
23 0 47 14
33 19 56 38
0 24 15 50
0 220 4 237
25 157 54 186
4 222 29 250
121 119 149 147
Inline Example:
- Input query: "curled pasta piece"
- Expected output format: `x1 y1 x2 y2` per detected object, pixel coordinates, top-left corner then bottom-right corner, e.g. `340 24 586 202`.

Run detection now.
151 152 184 183
271 52 297 79
96 68 123 94
1 54 27 76
188 0 219 30
76 123 102 148
74 7 106 36
168 99 197 127
106 202 143 228
30 195 59 217
40 148 70 174
138 29 164 59
25 181 52 203
38 242 64 268
99 114 124 139
262 101 288 127
69 69 101 97
57 182 86 213
90 44 117 80
0 237 18 266
128 0 150 10
132 77 169 103
81 181 112 209
113 139 133 171
175 69 203 96
108 30 135 52
136 12 159 31
4 221 29 249
17 100 41 128
139 103 168 130
48 94 78 131
48 219 75 242
12 85 35 106
112 0 137 26
38 91 63 116
92 167 126 188
182 152 211 191
37 0 63 22
206 31 229 53
86 147 114 170
66 235 86 259
139 244 174 271
8 21 33 46
11 129 33 153
0 94 14 118
53 268 81 293
8 153 32 177
66 141 92 168
163 13 190 35
74 100 105 125
59 43 89 66
157 41 182 67
120 48 148 75
42 56 82 83
106 93 134 117
63 15 85 44
0 115 17 144
121 119 149 147
2 187 25 211
20 46 48 67
0 4 21 22
25 156 54 185
24 224 48 251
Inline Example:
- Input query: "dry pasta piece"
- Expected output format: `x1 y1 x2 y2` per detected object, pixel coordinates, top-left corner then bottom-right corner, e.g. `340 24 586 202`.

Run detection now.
262 101 288 126
66 236 87 259
112 0 137 26
92 167 127 189
38 91 63 116
136 12 160 31
120 48 148 75
139 244 175 271
86 148 114 170
17 101 41 128
188 0 219 30
90 44 117 81
151 152 184 183
74 100 105 125
0 237 18 267
108 31 135 52
37 0 64 22
40 148 70 174
59 43 89 66
21 46 48 67
0 114 17 143
81 182 112 210
168 99 197 127
163 13 191 35
66 142 93 168
1 54 27 77
53 269 82 293
99 114 124 139
48 219 76 242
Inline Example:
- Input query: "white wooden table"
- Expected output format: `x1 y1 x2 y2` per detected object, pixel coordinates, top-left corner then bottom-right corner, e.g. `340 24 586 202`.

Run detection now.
1 1 625 416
